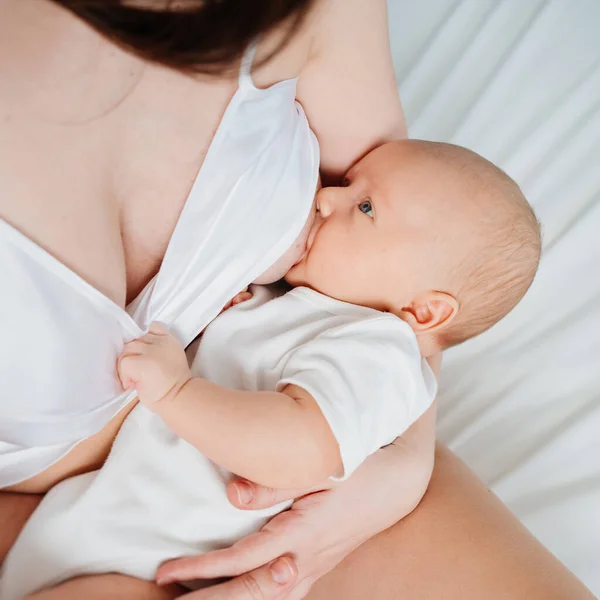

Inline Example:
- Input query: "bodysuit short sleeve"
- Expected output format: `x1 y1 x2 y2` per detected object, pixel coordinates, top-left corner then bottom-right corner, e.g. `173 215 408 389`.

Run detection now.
277 316 437 480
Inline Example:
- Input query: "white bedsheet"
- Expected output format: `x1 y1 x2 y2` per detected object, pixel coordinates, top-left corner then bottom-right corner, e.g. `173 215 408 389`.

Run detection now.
388 0 600 592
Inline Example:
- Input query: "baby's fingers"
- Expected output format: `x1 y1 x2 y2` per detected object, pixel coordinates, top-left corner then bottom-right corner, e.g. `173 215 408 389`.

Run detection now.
232 292 253 306
122 339 152 354
117 354 142 390
148 322 170 336
118 371 136 391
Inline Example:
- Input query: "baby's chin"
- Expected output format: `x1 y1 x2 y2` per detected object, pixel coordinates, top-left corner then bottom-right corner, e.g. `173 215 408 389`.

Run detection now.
283 261 308 287
254 247 305 285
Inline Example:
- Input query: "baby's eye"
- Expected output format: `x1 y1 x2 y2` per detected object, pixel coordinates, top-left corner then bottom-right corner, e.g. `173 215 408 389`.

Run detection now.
358 199 374 218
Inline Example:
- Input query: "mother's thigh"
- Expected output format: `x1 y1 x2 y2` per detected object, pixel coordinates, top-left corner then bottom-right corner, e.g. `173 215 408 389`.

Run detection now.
307 444 595 600
25 575 182 600
0 492 42 562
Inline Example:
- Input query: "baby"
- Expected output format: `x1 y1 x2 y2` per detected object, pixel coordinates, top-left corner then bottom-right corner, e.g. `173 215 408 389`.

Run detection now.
0 140 541 598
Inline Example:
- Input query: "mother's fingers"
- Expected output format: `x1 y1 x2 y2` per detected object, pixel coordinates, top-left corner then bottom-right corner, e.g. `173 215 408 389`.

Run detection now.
177 557 298 600
157 528 290 583
227 479 332 511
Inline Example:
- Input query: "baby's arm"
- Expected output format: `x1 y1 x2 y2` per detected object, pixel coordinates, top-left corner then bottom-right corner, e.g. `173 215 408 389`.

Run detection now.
160 380 340 489
118 325 341 490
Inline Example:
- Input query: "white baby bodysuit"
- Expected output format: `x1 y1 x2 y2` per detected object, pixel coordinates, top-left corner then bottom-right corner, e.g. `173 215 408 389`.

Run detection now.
0 286 436 599
194 285 437 479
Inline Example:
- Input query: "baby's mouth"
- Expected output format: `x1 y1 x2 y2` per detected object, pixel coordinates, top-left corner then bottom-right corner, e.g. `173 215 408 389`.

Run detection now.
305 216 322 254
292 212 323 267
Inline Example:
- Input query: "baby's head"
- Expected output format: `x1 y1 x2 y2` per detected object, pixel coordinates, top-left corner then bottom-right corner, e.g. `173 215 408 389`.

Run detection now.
285 140 541 356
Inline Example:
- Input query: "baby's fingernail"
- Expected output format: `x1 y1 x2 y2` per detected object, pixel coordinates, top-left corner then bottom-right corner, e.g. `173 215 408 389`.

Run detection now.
234 481 253 505
269 558 294 585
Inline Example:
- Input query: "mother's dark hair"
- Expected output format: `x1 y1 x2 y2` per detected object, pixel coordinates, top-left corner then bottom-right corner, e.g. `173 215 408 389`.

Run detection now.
51 0 316 74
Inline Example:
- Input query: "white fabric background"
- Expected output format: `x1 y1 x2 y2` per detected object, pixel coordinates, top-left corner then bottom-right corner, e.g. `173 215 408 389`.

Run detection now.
388 0 600 592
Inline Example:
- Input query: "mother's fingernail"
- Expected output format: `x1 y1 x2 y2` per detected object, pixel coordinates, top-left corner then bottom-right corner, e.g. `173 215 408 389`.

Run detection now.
269 558 294 585
234 481 253 505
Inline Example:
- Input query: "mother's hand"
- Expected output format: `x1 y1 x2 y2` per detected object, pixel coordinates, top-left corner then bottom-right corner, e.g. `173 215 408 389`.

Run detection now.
156 403 437 600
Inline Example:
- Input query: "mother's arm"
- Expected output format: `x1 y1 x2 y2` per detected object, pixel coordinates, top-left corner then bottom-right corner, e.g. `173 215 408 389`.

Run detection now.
297 0 406 180
21 415 595 600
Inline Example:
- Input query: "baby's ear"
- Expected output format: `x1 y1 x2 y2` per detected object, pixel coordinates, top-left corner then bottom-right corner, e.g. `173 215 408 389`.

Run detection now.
399 291 458 334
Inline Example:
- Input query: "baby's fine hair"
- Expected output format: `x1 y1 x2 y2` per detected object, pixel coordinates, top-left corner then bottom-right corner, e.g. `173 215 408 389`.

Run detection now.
418 141 542 348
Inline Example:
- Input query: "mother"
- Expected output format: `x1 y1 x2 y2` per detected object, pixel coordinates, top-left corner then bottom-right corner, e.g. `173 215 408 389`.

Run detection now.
0 1 594 599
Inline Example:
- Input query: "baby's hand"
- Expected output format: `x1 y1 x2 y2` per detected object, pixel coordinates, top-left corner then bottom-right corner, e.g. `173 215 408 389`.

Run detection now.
118 323 192 407
219 287 253 314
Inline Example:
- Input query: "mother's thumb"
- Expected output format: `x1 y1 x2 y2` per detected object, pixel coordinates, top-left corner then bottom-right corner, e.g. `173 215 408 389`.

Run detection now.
227 480 324 510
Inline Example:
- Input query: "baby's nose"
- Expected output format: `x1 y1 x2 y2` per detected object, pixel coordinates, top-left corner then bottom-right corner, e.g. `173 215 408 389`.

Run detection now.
316 188 338 218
